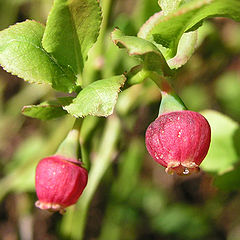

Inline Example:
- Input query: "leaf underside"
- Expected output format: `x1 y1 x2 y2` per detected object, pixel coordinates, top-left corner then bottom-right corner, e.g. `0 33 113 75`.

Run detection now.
143 0 240 58
112 28 172 76
22 97 73 120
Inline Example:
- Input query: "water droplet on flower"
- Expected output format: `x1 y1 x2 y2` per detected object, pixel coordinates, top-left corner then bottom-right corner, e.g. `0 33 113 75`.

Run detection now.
178 130 182 137
183 168 189 175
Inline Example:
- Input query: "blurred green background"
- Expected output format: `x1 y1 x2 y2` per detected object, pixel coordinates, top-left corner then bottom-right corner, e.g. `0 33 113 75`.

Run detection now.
0 0 240 239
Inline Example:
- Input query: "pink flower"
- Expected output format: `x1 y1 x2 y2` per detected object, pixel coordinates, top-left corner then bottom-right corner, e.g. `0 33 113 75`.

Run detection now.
145 111 211 176
35 155 88 213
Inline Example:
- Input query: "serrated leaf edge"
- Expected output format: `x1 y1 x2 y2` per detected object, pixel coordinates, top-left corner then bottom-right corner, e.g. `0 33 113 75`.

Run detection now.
64 75 126 118
111 28 172 76
0 20 76 93
112 28 160 56
145 0 213 40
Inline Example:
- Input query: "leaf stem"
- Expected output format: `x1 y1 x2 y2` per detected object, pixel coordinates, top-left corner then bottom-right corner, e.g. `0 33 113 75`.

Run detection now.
147 72 188 115
123 65 152 89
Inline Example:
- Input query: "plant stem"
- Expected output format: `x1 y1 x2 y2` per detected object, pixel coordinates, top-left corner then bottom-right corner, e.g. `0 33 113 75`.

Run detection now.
127 67 152 86
123 65 187 115
147 73 187 115
0 116 75 201
61 116 120 240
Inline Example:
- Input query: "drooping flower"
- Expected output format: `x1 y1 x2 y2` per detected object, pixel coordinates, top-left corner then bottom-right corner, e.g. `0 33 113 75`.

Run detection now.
145 111 211 176
35 155 88 213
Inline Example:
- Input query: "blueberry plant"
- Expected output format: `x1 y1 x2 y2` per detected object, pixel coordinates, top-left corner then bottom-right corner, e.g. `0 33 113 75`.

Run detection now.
0 0 240 239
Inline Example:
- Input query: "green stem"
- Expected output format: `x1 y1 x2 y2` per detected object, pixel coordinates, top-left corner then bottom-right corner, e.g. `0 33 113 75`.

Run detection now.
124 67 172 90
147 73 187 115
123 66 187 115
121 65 153 90
61 116 121 240
0 116 75 201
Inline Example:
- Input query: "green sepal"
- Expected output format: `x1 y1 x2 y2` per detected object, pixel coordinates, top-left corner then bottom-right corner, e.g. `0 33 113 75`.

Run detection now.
55 119 83 162
159 90 187 115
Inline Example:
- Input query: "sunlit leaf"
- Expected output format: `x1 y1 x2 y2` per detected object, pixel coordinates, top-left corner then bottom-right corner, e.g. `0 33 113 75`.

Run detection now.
0 20 77 92
158 0 182 15
138 11 198 68
42 0 102 75
141 0 240 58
201 110 240 174
112 28 172 76
64 75 126 117
167 31 197 68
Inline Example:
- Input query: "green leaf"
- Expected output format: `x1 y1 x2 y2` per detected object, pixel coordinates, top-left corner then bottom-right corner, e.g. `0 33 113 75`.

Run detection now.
201 110 240 175
22 97 73 120
215 71 240 119
141 0 240 58
214 165 240 191
152 204 210 239
112 28 172 76
138 11 171 58
158 0 182 15
167 31 197 68
138 11 198 67
0 20 77 92
42 0 102 75
64 75 126 117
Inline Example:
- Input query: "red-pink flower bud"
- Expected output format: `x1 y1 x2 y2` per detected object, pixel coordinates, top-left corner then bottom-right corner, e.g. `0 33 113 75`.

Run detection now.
145 110 211 176
35 155 88 213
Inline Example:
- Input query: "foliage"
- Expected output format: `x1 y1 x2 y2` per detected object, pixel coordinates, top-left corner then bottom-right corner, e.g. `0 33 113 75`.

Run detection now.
0 0 240 239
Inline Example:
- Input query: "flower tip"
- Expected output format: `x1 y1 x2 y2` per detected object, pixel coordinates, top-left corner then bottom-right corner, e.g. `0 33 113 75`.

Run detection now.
165 161 200 176
35 200 66 214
